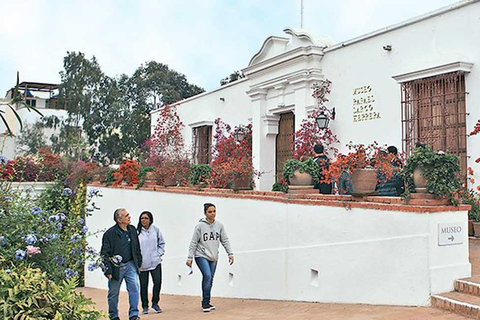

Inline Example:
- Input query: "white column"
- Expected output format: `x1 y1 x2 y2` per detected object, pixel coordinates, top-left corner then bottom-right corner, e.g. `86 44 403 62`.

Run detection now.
247 88 277 191
290 77 317 130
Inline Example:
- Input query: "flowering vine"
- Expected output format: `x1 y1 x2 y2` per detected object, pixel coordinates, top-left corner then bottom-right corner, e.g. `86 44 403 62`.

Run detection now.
293 79 339 159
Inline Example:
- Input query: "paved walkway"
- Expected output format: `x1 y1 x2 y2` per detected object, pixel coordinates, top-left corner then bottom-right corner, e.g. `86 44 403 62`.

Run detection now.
80 239 480 319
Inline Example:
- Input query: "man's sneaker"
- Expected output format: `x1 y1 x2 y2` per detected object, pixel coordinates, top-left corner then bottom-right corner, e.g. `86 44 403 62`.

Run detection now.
129 316 140 320
202 304 211 312
142 307 148 314
207 303 215 310
152 304 162 313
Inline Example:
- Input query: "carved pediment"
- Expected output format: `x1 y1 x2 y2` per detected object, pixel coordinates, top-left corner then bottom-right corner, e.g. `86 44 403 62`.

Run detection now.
248 27 333 67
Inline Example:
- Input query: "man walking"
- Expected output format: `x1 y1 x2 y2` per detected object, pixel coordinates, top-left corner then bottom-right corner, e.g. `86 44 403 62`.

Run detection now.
101 208 142 320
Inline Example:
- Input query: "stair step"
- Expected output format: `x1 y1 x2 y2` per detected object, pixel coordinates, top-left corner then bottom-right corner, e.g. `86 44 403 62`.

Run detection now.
456 277 480 297
432 291 480 319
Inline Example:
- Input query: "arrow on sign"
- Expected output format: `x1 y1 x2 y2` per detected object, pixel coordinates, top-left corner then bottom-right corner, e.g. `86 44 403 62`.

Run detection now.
448 236 454 241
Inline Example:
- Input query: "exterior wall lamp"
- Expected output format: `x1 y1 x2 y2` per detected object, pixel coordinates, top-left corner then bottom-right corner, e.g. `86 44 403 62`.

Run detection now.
234 125 248 142
315 107 335 129
219 97 225 102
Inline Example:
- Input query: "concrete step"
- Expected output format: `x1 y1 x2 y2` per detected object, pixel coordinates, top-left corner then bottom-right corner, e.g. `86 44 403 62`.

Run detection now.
455 277 480 297
431 291 480 319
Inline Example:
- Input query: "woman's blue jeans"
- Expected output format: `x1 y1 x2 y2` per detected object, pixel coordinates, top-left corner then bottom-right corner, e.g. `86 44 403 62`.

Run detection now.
195 257 218 305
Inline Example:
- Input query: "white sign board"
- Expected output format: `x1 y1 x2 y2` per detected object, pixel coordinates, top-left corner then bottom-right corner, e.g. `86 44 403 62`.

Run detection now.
438 222 464 246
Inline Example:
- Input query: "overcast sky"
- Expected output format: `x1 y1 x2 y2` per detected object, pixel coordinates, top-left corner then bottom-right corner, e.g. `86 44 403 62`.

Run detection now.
0 0 461 95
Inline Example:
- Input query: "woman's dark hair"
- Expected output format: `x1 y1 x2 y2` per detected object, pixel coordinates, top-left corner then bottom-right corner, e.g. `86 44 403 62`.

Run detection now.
137 211 153 234
203 203 216 213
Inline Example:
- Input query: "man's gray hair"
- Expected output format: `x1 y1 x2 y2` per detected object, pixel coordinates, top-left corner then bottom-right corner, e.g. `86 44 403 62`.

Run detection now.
114 208 126 223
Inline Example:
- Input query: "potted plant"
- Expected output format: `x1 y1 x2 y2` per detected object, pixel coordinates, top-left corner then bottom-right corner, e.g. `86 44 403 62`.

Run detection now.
189 164 212 186
400 143 461 200
282 158 320 186
325 142 393 195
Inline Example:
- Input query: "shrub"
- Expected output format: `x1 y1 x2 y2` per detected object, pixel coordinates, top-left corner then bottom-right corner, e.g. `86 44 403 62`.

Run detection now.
0 264 104 319
112 159 140 186
0 181 101 284
189 164 212 185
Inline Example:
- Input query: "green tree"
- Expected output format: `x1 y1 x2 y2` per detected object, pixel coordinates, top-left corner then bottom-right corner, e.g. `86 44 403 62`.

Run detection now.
220 70 245 86
58 53 204 164
16 122 47 154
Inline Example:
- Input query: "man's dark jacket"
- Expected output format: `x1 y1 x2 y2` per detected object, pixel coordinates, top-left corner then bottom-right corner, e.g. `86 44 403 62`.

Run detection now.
100 224 142 280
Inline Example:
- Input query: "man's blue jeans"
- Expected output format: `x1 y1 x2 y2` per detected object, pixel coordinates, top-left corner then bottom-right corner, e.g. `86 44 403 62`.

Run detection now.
107 260 140 319
195 257 218 305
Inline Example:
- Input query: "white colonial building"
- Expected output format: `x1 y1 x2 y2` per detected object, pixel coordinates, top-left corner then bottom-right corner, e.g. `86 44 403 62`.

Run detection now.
152 0 480 191
0 81 67 159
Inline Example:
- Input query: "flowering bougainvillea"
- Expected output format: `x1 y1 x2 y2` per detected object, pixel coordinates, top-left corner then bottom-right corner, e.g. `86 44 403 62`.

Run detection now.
112 159 140 186
293 79 340 159
209 119 258 188
144 104 191 185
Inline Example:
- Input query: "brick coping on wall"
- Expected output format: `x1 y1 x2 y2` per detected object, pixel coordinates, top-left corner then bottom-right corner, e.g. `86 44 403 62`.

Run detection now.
88 183 471 214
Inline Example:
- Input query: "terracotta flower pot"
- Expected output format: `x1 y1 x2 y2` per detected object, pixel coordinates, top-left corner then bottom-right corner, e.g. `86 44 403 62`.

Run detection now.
351 168 377 195
163 177 177 187
473 221 480 238
289 170 313 186
413 167 427 193
231 175 251 191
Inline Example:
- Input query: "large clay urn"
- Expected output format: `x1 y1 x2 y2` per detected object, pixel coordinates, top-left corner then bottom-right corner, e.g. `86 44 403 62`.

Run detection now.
413 167 427 193
351 168 377 195
289 170 313 186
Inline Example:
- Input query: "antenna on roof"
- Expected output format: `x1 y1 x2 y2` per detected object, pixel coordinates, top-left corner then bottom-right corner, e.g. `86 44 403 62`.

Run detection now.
300 0 304 29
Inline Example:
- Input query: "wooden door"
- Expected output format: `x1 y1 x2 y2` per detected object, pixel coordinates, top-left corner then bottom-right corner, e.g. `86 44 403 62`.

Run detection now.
276 112 295 181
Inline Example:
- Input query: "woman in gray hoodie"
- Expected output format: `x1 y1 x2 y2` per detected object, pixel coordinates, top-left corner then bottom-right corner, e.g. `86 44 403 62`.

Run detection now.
137 211 165 314
186 203 234 312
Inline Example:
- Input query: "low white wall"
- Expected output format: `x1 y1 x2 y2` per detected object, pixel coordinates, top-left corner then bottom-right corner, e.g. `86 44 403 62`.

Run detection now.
85 187 470 306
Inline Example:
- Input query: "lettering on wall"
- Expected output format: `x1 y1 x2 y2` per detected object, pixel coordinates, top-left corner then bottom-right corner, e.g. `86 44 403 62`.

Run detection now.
352 85 381 123
438 222 464 246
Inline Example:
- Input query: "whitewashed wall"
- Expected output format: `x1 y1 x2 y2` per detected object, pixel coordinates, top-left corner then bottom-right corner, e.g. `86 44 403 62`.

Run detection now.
85 187 470 306
322 1 480 152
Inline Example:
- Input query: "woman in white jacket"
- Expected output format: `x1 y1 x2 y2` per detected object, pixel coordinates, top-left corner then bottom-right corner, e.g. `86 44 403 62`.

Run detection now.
137 211 165 314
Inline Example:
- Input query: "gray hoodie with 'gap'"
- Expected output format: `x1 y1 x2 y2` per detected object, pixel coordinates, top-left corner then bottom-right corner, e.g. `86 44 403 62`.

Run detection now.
187 218 233 261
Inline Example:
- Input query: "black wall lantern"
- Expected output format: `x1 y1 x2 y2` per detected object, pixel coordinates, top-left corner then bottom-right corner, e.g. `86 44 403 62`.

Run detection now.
234 125 248 142
315 107 335 129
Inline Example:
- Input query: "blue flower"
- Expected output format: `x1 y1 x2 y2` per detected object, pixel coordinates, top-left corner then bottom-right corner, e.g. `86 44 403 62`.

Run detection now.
112 255 123 265
70 248 82 255
0 236 5 246
54 256 65 266
82 226 88 233
3 196 12 201
87 263 98 272
56 212 66 221
64 268 78 279
55 223 63 230
88 188 100 197
24 234 37 245
5 269 11 274
15 249 26 260
62 188 73 196
31 206 42 215
70 234 82 242
46 233 59 240
0 155 8 164
48 215 59 223
77 218 85 226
